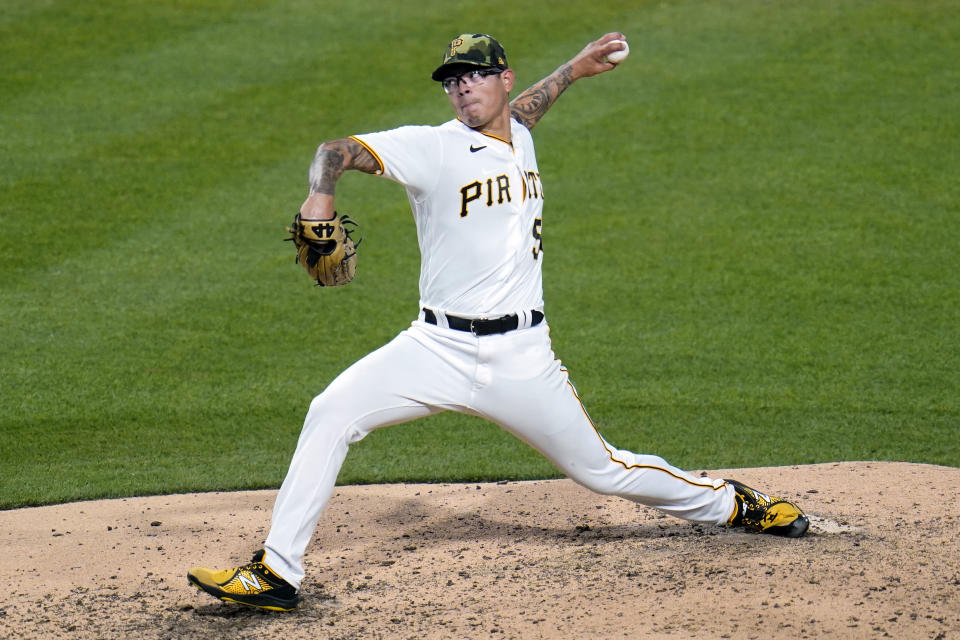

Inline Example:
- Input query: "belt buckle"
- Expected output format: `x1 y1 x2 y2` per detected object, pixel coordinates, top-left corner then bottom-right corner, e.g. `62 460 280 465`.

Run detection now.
469 317 485 336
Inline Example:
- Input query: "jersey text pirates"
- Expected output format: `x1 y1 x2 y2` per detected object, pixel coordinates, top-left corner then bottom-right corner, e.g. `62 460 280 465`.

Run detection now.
353 118 544 317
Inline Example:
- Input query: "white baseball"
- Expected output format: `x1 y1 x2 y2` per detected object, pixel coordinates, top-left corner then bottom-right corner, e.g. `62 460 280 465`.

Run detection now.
606 39 629 64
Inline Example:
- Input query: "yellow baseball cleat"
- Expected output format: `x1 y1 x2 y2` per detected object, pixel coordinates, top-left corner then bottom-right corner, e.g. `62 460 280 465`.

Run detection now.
726 479 810 538
188 550 299 611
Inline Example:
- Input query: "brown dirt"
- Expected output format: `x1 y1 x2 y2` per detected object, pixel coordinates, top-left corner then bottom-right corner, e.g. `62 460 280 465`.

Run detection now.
3 462 958 639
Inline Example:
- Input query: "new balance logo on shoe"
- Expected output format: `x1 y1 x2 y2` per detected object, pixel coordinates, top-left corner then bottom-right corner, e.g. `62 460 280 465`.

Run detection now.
238 573 263 592
188 550 299 611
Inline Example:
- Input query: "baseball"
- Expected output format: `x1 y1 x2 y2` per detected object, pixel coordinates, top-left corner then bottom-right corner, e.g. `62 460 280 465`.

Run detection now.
606 39 629 64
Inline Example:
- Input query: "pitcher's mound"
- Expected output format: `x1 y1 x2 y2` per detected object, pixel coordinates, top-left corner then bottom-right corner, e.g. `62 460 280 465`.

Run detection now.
2 461 957 639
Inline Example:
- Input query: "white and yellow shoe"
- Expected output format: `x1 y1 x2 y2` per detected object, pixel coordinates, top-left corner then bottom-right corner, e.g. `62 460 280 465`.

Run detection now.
188 550 299 611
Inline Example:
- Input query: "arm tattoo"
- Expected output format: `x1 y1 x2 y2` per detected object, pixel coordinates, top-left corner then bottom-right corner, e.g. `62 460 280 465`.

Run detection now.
509 63 575 130
308 137 379 195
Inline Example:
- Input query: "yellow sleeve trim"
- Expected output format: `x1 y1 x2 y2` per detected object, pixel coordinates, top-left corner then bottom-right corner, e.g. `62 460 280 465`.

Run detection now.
349 135 385 175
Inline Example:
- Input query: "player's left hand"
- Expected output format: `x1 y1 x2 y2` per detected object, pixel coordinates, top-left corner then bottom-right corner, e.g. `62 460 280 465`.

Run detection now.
569 32 627 80
286 212 360 286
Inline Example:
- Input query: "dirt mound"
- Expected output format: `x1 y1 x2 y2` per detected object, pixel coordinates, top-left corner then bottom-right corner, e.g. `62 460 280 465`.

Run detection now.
3 462 957 639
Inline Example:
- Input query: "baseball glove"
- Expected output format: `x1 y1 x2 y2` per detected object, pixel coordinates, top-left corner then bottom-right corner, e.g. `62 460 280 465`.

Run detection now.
285 213 360 286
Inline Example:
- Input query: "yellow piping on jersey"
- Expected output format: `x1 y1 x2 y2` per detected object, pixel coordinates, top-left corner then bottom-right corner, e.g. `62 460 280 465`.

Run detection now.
564 378 726 491
349 136 385 175
454 118 513 147
480 130 512 147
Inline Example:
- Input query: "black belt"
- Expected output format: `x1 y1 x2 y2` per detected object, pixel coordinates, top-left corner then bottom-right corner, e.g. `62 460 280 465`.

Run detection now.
422 308 544 336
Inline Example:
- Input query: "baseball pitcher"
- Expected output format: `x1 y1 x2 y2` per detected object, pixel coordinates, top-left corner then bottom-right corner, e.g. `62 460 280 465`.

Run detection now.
188 32 809 612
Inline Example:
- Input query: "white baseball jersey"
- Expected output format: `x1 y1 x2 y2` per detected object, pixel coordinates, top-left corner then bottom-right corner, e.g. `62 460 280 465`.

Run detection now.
353 118 545 317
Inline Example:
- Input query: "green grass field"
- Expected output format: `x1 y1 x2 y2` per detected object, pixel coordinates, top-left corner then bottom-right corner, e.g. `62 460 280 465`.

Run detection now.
2 0 957 509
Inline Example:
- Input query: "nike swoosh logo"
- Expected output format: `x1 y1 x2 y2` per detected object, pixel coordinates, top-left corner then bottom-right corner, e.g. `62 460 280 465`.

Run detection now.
470 145 487 153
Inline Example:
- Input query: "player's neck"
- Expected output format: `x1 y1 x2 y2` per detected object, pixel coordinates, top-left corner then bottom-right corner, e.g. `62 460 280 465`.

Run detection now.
472 108 512 143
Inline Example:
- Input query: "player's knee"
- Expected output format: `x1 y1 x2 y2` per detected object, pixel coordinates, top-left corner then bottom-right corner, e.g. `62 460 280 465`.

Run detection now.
302 395 364 438
566 470 619 496
306 390 355 419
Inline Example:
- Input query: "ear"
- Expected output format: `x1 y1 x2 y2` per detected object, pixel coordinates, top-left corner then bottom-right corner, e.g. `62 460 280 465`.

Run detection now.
501 68 515 92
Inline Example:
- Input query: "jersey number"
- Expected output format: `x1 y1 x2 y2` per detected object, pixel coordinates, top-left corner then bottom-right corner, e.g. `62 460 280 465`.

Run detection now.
532 217 543 259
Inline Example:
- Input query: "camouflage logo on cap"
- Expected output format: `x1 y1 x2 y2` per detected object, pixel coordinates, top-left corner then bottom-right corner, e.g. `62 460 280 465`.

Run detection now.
432 33 508 81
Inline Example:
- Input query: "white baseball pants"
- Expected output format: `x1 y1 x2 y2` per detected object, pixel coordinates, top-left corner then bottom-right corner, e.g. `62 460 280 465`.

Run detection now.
264 318 736 588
